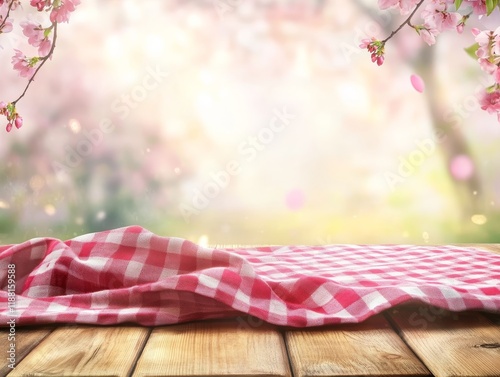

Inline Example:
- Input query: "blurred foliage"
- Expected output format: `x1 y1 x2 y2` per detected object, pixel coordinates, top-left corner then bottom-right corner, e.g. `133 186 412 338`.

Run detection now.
0 0 499 245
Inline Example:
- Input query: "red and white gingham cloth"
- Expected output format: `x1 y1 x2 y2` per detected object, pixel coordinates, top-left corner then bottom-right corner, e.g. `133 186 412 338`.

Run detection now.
1 225 500 327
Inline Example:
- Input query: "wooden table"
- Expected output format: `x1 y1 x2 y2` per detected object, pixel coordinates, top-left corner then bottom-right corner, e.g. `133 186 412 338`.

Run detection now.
2 245 500 377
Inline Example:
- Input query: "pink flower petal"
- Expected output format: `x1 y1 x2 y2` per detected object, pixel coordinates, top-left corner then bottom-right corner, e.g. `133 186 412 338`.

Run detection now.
410 74 425 93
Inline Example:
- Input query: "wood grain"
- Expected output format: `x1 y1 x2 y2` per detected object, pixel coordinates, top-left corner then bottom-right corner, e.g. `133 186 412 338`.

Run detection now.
388 305 500 377
0 325 54 376
7 325 150 377
463 244 500 255
133 318 291 377
285 314 430 376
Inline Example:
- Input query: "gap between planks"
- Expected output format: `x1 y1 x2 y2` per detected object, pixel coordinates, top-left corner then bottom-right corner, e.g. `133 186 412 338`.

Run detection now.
386 305 500 377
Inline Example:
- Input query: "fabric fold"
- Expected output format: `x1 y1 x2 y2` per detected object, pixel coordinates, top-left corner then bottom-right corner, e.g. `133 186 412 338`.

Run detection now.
1 225 499 327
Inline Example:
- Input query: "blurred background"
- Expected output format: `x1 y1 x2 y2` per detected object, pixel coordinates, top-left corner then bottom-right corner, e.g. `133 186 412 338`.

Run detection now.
0 0 499 246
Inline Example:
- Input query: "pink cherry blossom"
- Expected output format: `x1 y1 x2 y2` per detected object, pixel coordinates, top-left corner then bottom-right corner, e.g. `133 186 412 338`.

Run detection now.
359 38 372 49
21 21 44 46
495 69 500 84
419 25 439 45
1 0 81 132
50 0 81 23
421 1 461 32
360 37 386 66
360 0 500 123
478 58 497 74
493 26 500 56
30 0 48 11
472 28 500 79
21 21 53 56
11 49 36 78
465 0 487 15
479 89 500 121
474 29 491 47
378 0 420 14
38 38 51 56
0 101 23 132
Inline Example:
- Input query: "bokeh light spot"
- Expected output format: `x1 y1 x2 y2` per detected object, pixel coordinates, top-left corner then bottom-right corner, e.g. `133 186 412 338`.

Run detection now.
68 118 81 133
44 204 56 216
450 155 474 181
96 211 106 221
286 189 305 211
198 235 209 247
29 175 45 191
471 214 488 225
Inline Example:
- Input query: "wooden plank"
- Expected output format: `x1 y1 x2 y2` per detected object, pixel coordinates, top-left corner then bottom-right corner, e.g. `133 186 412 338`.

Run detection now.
285 314 430 377
8 325 150 377
464 244 500 255
133 318 291 377
388 305 500 377
0 325 54 376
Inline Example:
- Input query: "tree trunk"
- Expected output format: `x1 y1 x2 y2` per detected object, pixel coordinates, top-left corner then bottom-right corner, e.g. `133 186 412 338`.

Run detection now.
415 47 483 218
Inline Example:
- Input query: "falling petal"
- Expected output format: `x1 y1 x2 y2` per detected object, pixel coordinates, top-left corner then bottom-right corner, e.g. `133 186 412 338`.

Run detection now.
410 74 425 93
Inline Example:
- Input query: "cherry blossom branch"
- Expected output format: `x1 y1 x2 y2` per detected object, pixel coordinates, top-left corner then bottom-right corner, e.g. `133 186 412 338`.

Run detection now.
382 0 426 43
360 1 500 121
0 0 14 30
1 0 80 132
12 22 57 106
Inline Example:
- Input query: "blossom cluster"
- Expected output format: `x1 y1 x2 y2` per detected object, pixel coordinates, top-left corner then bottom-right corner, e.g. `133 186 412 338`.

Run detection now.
0 0 80 132
361 0 500 121
473 26 500 120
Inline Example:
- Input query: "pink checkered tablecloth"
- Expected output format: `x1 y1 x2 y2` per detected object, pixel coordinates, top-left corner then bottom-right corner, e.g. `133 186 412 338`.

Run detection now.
1 225 499 327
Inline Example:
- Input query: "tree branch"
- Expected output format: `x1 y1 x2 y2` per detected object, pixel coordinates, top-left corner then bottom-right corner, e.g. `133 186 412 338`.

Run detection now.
12 22 58 106
0 0 15 31
382 0 425 43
